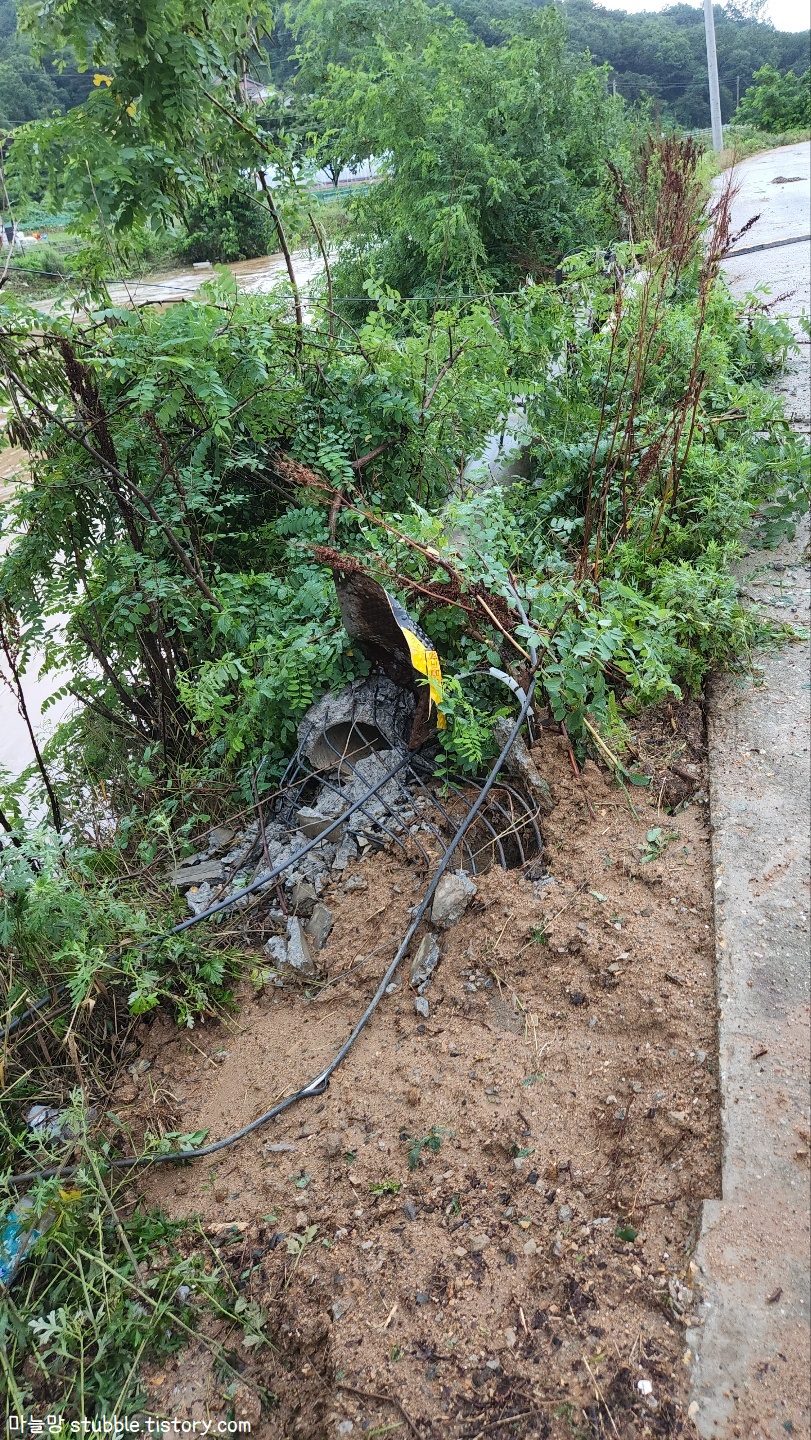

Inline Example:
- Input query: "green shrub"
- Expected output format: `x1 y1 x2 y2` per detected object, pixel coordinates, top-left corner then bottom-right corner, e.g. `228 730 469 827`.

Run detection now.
183 183 272 264
733 65 811 131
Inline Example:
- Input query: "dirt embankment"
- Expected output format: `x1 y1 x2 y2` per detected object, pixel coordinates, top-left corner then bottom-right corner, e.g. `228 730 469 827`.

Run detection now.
127 716 718 1439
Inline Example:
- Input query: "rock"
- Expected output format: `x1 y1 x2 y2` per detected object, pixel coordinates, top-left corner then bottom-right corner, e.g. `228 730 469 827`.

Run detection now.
286 917 318 977
296 805 343 841
333 833 359 872
415 1291 430 1305
207 826 236 855
338 1424 354 1436
414 996 430 1019
402 1201 417 1221
410 933 441 993
343 876 368 893
667 1110 687 1125
492 718 554 816
522 1238 538 1256
305 903 333 950
263 935 288 966
128 1058 152 1077
431 871 477 929
694 1049 707 1066
169 859 224 891
558 1204 573 1223
468 1234 490 1252
503 1327 517 1348
668 1276 693 1313
290 879 317 916
186 882 213 917
323 1132 344 1159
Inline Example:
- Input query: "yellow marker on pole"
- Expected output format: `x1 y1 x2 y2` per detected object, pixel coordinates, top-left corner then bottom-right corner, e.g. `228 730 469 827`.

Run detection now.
386 593 446 728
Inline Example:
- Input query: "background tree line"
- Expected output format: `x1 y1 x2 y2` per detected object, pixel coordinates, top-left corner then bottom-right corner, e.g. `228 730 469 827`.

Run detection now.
1 0 808 138
447 0 809 127
0 0 92 131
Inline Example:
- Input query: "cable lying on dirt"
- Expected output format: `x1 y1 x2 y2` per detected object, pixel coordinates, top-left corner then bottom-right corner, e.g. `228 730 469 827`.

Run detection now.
7 678 536 1186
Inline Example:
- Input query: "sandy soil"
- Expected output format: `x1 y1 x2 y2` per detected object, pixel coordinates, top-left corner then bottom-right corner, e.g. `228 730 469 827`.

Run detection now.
118 715 719 1439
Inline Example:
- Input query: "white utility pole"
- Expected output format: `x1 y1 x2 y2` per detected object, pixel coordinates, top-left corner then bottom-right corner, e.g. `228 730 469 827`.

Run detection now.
703 0 724 152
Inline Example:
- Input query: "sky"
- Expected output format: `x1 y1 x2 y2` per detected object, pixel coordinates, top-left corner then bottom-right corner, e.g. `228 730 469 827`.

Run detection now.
612 0 810 27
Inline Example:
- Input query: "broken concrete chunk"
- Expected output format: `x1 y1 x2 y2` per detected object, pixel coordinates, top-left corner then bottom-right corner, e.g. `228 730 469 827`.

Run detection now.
409 933 441 994
207 826 236 855
492 717 553 816
170 859 224 891
332 833 359 872
343 876 367 893
290 879 317 916
414 996 430 1019
285 917 318 977
263 935 288 966
305 902 333 951
431 871 477 929
298 674 414 771
296 805 344 842
186 881 213 917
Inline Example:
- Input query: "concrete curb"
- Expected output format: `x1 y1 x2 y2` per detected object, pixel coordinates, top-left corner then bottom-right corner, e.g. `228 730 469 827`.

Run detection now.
688 142 811 1439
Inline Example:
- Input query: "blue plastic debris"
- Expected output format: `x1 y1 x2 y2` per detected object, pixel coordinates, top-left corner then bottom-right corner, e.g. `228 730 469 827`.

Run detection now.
0 1197 54 1289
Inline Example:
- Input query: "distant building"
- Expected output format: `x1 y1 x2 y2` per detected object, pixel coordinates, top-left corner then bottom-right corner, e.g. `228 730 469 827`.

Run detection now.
241 76 271 105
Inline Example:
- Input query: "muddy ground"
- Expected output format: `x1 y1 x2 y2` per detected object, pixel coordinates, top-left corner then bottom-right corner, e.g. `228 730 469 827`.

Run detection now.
121 712 719 1440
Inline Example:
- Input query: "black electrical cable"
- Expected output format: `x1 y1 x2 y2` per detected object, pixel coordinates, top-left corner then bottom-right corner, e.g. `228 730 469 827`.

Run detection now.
6 679 535 1187
728 233 811 257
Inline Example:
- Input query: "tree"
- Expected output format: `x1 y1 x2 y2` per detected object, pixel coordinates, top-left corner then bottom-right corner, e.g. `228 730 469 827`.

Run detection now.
0 0 95 133
292 0 626 298
0 49 63 129
734 63 811 129
447 0 810 127
723 0 769 24
183 181 272 263
7 0 312 326
10 0 275 227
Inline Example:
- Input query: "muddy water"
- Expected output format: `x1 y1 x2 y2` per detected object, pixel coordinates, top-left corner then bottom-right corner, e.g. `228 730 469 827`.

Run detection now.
105 248 325 309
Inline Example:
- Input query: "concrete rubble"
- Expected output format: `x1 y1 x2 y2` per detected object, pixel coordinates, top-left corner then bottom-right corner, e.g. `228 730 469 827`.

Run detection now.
431 870 477 928
492 717 553 815
409 932 440 993
167 675 547 985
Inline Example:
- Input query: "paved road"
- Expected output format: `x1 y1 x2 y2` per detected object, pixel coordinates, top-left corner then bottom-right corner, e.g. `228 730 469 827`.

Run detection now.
688 141 810 1440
